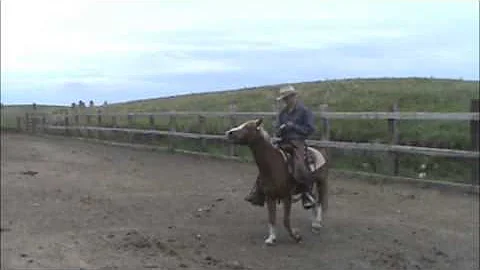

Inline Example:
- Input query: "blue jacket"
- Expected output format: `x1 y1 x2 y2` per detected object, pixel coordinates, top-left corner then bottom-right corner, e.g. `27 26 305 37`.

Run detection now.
275 102 315 141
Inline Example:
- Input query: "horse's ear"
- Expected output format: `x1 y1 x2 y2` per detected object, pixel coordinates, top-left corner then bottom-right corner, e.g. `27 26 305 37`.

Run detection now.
255 118 263 128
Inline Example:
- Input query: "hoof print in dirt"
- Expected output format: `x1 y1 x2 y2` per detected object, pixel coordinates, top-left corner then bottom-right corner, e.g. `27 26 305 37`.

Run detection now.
432 247 448 258
143 264 159 268
99 266 119 270
112 230 180 258
21 170 38 176
204 255 221 266
224 260 249 270
196 204 215 217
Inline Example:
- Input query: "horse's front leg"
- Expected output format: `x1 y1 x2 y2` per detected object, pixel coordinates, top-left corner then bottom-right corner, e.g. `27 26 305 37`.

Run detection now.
264 197 277 246
283 196 302 243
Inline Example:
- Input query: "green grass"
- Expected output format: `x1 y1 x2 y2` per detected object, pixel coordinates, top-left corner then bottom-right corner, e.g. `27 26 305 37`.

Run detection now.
2 77 479 183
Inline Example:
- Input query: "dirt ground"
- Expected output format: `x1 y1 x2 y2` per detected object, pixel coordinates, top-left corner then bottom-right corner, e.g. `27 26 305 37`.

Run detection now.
1 133 478 270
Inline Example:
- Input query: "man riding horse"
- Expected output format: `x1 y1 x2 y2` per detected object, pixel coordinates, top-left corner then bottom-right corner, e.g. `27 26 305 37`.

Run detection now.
245 85 317 209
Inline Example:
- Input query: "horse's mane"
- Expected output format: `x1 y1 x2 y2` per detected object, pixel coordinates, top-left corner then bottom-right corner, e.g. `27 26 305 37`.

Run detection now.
258 126 271 140
257 126 283 152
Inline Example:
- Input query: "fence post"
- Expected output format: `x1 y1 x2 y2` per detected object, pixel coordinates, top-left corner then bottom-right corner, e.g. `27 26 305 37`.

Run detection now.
388 102 400 176
168 111 177 152
112 115 117 128
25 113 30 132
228 103 238 156
127 113 134 143
86 114 92 125
64 115 70 136
108 114 117 141
16 116 22 132
96 109 102 139
149 114 155 144
127 113 134 126
97 109 102 126
74 111 80 126
319 104 330 141
198 115 207 152
86 113 92 138
31 115 37 135
471 99 479 185
72 108 79 137
149 114 155 127
42 115 47 133
78 105 84 127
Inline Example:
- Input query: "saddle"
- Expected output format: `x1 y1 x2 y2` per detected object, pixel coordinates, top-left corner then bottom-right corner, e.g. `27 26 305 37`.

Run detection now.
274 141 315 176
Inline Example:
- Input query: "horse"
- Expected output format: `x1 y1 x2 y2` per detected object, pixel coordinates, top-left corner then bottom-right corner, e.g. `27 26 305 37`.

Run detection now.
225 118 330 245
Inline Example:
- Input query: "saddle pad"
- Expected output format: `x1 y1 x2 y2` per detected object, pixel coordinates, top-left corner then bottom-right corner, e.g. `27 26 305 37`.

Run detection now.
307 147 326 171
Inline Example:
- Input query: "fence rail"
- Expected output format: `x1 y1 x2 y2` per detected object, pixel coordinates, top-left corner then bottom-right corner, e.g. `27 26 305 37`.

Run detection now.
42 125 479 159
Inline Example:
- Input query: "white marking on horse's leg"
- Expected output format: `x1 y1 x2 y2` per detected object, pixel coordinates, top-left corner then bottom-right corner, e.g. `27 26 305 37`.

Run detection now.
265 223 277 245
311 203 323 231
316 203 323 223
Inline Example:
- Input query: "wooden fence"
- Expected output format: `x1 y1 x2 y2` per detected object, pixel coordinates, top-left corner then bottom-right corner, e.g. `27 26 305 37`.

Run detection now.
15 100 480 184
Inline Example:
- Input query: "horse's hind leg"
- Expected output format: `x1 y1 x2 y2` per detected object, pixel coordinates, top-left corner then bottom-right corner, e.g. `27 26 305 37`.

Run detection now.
312 171 328 233
283 197 302 243
311 203 323 233
264 197 277 246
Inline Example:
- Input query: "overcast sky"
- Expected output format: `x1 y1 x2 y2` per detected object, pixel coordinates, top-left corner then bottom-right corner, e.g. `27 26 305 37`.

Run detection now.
1 0 478 105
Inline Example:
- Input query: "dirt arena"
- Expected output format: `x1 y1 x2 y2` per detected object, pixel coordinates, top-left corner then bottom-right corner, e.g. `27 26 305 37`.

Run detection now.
1 133 478 270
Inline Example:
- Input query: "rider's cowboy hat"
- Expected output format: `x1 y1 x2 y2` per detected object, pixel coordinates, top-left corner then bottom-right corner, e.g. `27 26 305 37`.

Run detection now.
276 85 298 101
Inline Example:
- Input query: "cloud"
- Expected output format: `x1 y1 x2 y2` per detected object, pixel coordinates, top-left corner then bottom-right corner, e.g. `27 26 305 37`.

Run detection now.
1 0 478 104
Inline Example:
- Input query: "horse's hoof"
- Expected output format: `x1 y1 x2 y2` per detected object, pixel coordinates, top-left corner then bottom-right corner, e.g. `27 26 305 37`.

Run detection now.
264 238 276 246
294 234 302 243
311 222 323 234
291 229 302 243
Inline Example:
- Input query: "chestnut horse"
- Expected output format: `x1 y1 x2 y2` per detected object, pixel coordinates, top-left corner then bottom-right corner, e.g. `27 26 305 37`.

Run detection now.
225 118 329 245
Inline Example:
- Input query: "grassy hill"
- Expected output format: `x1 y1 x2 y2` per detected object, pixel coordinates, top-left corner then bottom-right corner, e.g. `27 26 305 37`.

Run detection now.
2 77 479 183
108 77 478 149
110 77 477 113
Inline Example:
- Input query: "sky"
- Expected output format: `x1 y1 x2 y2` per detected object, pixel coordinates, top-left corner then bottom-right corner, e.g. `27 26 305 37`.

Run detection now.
1 0 478 105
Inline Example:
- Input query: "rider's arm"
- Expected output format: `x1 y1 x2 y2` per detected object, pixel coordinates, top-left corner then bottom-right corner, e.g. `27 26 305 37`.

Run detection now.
290 109 315 137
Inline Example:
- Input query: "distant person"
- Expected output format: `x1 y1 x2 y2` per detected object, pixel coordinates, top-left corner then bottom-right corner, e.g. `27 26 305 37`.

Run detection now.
244 85 316 209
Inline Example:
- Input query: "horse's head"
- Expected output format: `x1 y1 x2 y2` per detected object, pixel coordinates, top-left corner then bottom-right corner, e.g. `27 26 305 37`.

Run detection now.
225 118 269 145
